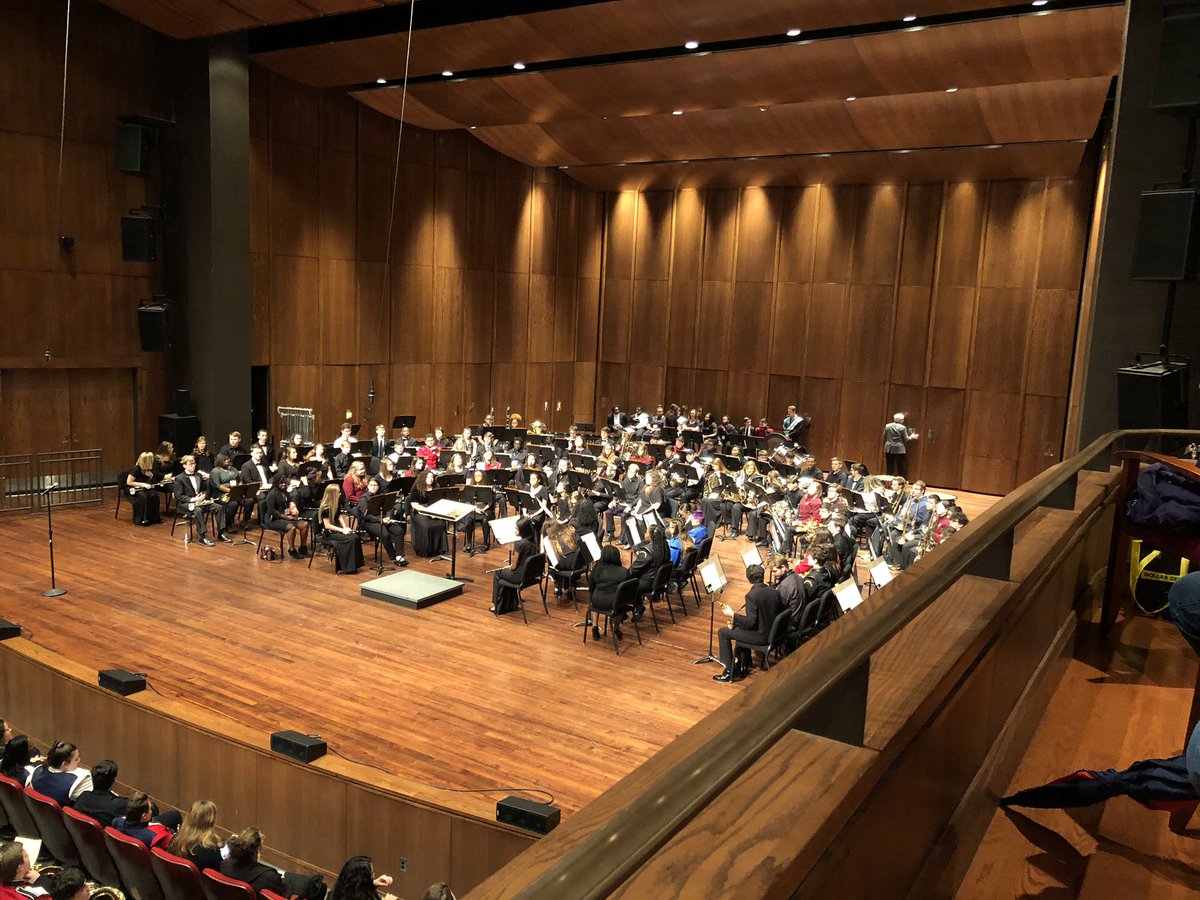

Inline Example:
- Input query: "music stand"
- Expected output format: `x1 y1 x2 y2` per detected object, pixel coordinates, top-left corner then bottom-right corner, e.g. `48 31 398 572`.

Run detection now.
693 556 728 667
225 483 259 545
392 415 416 430
412 498 477 582
365 491 400 574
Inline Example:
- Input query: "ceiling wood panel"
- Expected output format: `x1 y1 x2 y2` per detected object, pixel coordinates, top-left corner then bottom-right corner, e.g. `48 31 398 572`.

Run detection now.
343 8 1121 128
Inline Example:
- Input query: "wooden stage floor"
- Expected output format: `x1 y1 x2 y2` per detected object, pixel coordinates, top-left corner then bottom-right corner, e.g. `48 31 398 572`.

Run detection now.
0 485 996 821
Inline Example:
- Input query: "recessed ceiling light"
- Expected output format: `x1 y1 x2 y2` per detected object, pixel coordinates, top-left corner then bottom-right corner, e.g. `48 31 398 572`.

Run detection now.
902 14 917 22
442 70 453 77
513 62 526 70
846 96 857 101
376 78 386 84
684 40 699 50
469 125 477 130
986 143 1002 149
672 109 684 115
759 106 768 112
786 27 802 37
895 149 912 154
946 87 958 93
1032 0 1049 5
559 165 569 170
816 153 832 158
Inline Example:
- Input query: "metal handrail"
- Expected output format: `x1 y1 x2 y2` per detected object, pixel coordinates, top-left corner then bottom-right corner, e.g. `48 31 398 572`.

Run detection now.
509 428 1196 899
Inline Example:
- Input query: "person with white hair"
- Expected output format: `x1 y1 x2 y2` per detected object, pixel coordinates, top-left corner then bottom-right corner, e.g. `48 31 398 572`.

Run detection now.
883 412 919 478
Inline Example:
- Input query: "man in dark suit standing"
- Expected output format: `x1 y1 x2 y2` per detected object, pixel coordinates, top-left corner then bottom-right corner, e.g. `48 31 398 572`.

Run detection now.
883 412 918 477
715 564 783 682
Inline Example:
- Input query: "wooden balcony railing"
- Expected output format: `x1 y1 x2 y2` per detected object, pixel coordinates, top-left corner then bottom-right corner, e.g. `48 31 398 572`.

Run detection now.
471 429 1198 899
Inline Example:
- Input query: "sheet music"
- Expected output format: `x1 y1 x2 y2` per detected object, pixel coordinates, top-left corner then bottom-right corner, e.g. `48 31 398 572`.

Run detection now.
488 514 521 545
869 557 893 587
740 546 762 569
14 836 41 862
638 510 660 528
541 537 560 568
834 578 864 613
627 518 642 546
415 498 477 521
580 531 602 561
698 557 728 594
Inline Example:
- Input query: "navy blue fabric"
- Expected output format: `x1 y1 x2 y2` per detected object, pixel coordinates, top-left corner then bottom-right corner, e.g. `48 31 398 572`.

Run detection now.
1127 463 1200 530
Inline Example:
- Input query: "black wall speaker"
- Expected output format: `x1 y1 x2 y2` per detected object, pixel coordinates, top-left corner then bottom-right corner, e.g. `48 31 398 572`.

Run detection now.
98 669 146 696
496 796 560 833
175 388 193 418
1117 360 1190 430
115 122 153 175
1151 13 1200 116
270 730 327 763
121 214 158 262
1131 190 1199 282
138 305 169 352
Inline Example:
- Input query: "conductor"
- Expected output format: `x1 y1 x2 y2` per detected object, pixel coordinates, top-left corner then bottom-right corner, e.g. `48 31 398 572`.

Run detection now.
714 564 783 683
883 412 919 478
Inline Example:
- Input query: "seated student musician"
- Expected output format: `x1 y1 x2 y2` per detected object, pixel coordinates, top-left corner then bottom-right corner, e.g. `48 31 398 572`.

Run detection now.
569 490 600 538
29 741 92 806
490 517 537 616
250 428 275 465
368 423 390 459
543 519 583 597
277 443 302 481
407 469 449 558
460 470 495 556
416 434 440 470
714 564 783 683
357 478 409 567
174 455 229 546
239 445 274 525
588 544 631 640
263 472 309 559
191 435 214 472
331 437 355 479
342 460 369 507
125 451 166 526
316 484 363 575
217 430 244 463
629 525 669 621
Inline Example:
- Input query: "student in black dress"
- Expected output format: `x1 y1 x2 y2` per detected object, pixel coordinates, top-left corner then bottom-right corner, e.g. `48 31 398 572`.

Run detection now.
263 473 308 559
629 525 669 621
317 484 363 575
569 491 600 537
407 470 448 558
357 478 408 567
543 519 583 597
460 471 495 555
277 444 302 481
126 451 166 525
191 436 215 473
167 799 223 874
491 517 536 615
587 544 631 639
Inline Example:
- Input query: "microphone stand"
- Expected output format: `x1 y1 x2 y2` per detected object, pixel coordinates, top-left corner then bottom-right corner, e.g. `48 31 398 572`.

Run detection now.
693 584 722 666
42 484 67 598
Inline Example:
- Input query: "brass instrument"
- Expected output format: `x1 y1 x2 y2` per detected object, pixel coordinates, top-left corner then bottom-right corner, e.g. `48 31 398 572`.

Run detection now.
722 485 748 504
91 889 128 900
703 471 724 498
912 521 938 562
529 420 545 435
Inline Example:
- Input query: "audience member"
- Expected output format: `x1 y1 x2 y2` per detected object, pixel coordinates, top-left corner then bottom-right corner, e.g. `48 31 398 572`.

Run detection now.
421 884 456 900
111 793 173 849
29 742 92 806
331 855 398 900
221 827 325 899
168 799 223 873
73 760 125 827
0 737 37 786
49 868 88 900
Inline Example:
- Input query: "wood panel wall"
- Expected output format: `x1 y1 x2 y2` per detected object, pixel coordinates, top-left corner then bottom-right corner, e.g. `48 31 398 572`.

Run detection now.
250 66 603 437
594 177 1092 494
0 0 171 468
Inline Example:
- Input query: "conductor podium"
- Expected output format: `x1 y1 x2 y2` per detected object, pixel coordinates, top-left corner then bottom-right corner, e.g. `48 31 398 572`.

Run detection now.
360 570 463 610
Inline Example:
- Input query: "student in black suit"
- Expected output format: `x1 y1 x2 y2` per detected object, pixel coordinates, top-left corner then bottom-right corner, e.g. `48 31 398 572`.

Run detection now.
715 564 783 682
217 430 244 462
250 428 275 465
73 760 128 827
239 445 274 524
368 423 390 459
173 455 229 546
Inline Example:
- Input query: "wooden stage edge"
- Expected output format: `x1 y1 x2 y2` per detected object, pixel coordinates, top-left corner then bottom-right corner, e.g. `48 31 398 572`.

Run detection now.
0 486 998 830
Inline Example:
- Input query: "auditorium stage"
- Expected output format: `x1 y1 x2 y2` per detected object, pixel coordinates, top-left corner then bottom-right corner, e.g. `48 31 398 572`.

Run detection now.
0 487 996 821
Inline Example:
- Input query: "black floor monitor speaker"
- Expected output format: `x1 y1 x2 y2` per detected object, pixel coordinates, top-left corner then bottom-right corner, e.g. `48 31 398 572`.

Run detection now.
496 796 560 833
138 305 169 351
0 620 21 641
99 669 146 696
121 214 158 262
1132 190 1200 282
1117 360 1190 430
159 414 201 454
115 122 153 175
270 730 327 763
1151 13 1200 116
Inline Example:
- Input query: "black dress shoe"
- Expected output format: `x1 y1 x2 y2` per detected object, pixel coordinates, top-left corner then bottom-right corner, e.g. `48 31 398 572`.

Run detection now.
713 670 735 682
592 625 601 640
199 537 215 547
218 533 233 544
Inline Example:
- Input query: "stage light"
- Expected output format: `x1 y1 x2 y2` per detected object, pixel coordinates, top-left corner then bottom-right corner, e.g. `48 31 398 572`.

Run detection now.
684 40 699 50
786 28 802 37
